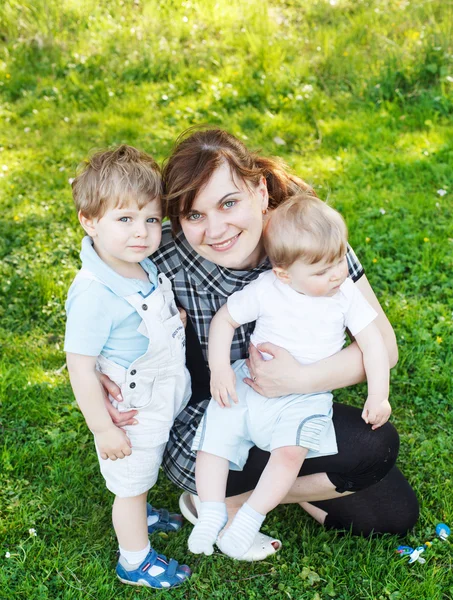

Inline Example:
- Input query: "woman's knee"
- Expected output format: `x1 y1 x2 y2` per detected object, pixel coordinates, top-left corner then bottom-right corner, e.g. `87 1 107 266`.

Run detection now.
329 420 400 493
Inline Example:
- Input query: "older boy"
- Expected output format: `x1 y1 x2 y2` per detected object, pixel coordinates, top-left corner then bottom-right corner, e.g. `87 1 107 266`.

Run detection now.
189 195 391 559
65 145 191 588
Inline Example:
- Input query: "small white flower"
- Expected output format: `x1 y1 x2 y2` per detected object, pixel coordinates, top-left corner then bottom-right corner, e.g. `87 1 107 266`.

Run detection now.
63 117 70 123
2 165 8 171
161 94 168 101
24 127 31 133
108 91 114 97
68 178 74 185
59 166 65 172
32 109 39 114
273 136 286 146
379 208 386 215
29 528 37 536
182 16 188 22
446 76 453 83
5 552 10 558
437 189 447 196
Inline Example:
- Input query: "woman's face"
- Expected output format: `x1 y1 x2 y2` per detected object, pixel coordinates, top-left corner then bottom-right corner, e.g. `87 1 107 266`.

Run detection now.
179 162 269 270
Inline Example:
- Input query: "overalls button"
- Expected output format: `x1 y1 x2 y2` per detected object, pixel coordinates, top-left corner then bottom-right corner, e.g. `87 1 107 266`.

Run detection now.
129 382 136 389
130 369 136 376
142 304 148 311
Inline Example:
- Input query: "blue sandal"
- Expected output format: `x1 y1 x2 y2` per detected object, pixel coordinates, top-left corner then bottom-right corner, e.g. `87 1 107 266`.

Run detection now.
116 548 191 589
147 503 183 534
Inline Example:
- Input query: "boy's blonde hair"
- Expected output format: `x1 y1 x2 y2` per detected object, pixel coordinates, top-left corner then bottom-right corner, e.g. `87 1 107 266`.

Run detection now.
263 194 348 269
72 144 162 219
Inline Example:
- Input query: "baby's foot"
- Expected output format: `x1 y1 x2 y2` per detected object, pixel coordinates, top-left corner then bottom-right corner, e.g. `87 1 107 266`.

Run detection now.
188 501 228 555
217 503 265 559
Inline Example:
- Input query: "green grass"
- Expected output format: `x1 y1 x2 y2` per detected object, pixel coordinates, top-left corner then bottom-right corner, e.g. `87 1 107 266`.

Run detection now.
1 0 453 598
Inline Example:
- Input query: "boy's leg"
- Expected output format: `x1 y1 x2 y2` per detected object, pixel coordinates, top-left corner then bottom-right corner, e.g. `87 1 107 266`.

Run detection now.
114 491 191 587
218 446 308 559
113 492 150 563
188 451 229 555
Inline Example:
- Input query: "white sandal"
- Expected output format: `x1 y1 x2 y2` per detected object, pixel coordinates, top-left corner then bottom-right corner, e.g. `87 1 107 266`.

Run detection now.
179 492 282 561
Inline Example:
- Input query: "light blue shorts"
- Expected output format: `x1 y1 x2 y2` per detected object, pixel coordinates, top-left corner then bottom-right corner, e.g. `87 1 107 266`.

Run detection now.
192 360 338 471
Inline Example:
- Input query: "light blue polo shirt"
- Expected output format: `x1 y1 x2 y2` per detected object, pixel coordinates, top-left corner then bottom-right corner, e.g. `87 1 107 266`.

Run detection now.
64 236 158 368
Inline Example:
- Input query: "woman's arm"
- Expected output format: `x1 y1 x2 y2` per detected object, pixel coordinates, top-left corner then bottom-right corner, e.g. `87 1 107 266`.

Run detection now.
245 275 398 397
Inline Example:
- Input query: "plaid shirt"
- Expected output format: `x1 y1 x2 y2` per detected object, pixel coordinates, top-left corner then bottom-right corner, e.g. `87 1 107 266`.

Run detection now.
153 222 365 493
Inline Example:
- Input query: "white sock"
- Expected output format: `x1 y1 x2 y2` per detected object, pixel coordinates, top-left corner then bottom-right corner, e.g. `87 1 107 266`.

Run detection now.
188 501 228 556
119 541 150 568
217 503 265 559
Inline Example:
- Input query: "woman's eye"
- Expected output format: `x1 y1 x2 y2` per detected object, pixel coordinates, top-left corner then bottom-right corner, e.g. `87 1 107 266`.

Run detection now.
223 200 236 209
188 213 202 221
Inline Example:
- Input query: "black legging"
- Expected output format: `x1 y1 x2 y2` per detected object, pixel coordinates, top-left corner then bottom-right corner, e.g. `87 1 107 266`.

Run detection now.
225 403 419 536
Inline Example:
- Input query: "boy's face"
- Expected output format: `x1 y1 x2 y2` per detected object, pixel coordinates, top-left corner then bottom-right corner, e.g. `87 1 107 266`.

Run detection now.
80 197 162 271
275 255 348 297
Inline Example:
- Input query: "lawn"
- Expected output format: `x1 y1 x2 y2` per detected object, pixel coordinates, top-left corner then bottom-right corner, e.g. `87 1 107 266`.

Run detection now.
0 0 452 598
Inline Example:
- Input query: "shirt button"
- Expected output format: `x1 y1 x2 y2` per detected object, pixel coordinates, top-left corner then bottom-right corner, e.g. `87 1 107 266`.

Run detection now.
130 369 136 376
142 304 148 311
130 382 136 389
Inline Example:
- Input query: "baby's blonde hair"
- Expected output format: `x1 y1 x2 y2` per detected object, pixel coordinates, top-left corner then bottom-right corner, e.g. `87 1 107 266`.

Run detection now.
263 194 348 269
72 144 162 219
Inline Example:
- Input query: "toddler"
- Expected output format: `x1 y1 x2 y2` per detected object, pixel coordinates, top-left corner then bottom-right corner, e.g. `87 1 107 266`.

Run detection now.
189 194 391 559
65 145 191 588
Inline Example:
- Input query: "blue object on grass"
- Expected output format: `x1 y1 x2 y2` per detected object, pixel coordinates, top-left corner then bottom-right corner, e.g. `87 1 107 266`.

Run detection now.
435 523 450 540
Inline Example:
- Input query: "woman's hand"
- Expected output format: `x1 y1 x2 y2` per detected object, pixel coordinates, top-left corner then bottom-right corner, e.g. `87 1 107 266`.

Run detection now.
98 373 138 427
244 343 305 397
178 307 188 328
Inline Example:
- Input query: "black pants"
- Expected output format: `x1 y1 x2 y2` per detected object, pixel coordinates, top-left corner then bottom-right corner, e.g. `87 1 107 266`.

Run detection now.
225 403 419 536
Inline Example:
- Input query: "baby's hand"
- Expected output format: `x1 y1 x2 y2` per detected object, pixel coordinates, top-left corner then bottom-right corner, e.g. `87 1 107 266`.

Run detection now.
95 425 132 460
210 366 238 408
362 396 392 430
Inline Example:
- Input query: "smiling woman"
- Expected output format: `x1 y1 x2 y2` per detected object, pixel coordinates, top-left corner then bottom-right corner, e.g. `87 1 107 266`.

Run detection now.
103 128 419 559
179 162 268 270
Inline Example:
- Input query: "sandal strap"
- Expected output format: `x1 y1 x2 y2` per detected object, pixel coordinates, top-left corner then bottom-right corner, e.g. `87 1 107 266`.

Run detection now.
165 558 179 578
141 549 158 572
156 508 170 525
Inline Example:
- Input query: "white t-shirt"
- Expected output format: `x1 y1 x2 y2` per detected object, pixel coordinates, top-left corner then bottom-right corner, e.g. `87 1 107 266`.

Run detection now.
227 271 377 365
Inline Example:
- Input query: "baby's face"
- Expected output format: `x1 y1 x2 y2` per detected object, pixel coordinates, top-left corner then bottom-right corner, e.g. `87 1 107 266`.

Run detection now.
283 255 348 297
87 196 162 271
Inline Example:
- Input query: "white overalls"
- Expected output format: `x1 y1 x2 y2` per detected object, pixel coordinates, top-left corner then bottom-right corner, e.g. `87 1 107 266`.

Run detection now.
75 268 191 498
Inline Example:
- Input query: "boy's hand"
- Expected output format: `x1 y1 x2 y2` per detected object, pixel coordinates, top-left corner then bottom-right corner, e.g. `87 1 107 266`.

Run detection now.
210 366 238 408
94 425 132 460
362 396 392 430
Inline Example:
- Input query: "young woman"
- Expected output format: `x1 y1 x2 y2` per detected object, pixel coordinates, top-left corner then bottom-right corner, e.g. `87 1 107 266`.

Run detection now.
102 128 419 560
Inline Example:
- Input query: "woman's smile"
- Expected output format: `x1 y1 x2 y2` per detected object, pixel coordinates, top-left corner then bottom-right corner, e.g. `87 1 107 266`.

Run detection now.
208 233 241 251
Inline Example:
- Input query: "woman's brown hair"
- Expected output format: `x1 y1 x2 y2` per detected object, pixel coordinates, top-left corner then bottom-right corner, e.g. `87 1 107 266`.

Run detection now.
163 127 316 232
